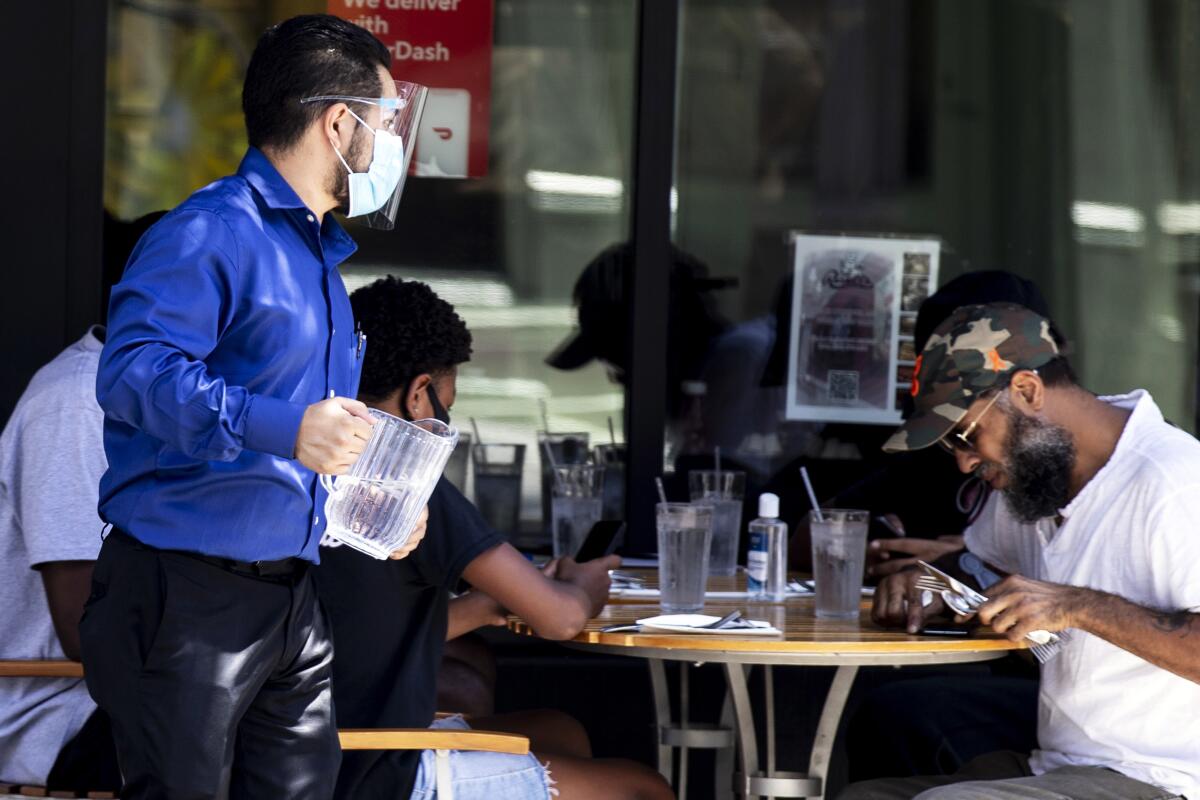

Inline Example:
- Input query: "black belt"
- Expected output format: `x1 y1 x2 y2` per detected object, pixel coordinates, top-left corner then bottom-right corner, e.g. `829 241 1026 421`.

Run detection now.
108 528 309 581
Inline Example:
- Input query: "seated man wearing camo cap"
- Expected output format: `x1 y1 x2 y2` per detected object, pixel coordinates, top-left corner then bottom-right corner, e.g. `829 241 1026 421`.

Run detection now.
840 302 1200 800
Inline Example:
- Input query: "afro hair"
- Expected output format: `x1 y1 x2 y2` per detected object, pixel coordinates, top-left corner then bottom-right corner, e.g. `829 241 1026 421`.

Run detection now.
350 276 473 400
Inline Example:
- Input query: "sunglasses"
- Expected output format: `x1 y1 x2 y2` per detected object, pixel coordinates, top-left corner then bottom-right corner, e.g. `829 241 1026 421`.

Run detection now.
937 390 1003 454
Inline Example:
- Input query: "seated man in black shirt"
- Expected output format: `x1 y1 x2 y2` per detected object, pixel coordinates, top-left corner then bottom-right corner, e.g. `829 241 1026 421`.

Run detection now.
314 277 673 800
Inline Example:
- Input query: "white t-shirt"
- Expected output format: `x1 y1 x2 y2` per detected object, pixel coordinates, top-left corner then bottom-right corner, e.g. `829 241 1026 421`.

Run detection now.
964 390 1200 798
0 328 108 783
964 492 1050 582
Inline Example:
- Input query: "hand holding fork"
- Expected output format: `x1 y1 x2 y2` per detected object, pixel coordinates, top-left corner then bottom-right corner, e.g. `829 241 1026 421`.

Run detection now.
916 561 1071 663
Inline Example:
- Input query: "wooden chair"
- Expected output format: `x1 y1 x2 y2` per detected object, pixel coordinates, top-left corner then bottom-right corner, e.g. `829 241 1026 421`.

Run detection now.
1 660 529 800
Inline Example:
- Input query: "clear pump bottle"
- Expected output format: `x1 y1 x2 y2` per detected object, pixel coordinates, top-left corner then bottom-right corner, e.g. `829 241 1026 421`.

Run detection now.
747 493 788 600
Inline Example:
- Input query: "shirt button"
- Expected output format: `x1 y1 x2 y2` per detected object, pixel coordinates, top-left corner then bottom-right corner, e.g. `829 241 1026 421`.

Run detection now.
306 214 315 223
313 515 320 526
328 389 335 399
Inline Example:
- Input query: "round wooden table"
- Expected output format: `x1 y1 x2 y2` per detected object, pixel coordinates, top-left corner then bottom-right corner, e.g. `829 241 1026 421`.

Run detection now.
509 578 1025 800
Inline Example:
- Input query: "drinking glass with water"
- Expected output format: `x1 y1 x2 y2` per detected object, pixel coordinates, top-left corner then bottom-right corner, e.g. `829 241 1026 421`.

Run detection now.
538 432 590 541
472 443 525 539
657 503 714 613
551 464 604 559
688 470 745 577
593 443 626 522
443 431 471 494
809 509 869 619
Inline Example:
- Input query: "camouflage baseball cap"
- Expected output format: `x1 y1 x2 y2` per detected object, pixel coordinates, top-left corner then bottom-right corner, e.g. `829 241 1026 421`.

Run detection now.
883 302 1059 453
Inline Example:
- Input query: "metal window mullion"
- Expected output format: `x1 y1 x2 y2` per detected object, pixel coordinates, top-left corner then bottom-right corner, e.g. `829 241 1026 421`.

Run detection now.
624 0 681 553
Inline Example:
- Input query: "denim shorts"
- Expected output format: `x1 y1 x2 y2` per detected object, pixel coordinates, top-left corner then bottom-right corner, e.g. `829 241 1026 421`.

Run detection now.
409 715 557 799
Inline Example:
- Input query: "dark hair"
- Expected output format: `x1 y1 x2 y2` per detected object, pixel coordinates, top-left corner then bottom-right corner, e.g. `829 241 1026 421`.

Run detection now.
242 14 390 152
350 277 473 400
1037 356 1076 387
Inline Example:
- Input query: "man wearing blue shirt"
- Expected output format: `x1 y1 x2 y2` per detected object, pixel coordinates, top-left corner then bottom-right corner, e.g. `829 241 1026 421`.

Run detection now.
81 15 425 798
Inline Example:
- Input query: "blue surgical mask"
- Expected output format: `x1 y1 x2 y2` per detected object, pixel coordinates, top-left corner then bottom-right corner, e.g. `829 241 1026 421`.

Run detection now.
333 109 406 218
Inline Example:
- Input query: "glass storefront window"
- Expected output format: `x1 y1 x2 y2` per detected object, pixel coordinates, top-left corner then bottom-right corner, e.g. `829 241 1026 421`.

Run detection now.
104 0 636 542
668 0 1200 509
101 0 1200 543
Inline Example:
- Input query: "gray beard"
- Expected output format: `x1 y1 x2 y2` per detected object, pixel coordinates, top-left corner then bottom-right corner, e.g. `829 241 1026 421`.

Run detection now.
1001 408 1076 523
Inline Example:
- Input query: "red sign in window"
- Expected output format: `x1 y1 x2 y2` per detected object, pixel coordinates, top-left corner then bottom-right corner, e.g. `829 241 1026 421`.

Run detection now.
329 0 494 178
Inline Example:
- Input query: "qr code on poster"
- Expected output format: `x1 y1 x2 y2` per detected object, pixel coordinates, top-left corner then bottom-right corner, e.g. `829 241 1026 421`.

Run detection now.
828 370 860 402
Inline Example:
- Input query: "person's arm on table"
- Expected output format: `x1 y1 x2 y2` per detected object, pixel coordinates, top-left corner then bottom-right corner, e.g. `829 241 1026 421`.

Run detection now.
867 532 964 579
872 567 945 633
871 548 994 633
462 544 619 641
97 211 373 476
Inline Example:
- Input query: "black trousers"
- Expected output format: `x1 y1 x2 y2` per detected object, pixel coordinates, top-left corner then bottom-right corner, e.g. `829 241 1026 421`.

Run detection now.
79 531 340 799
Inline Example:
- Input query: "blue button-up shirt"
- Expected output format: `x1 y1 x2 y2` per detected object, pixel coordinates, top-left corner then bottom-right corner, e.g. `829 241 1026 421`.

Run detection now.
97 148 363 562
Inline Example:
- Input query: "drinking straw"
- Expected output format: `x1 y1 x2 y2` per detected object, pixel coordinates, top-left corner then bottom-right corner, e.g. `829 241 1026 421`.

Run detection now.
539 398 551 432
470 417 485 463
800 466 824 522
608 416 617 446
655 477 668 504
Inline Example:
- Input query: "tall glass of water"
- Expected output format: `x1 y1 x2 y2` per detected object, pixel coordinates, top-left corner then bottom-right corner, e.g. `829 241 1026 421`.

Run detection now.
593 444 626 521
809 509 869 619
687 470 745 577
657 503 713 613
550 465 604 559
538 432 590 539
443 432 471 494
472 444 525 539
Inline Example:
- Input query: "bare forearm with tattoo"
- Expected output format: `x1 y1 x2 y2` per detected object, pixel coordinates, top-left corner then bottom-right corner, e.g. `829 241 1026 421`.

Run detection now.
1151 609 1194 634
978 574 1200 684
1073 592 1200 684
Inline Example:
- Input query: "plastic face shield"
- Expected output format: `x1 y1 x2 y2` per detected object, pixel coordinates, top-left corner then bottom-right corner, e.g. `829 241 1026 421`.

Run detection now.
301 80 428 230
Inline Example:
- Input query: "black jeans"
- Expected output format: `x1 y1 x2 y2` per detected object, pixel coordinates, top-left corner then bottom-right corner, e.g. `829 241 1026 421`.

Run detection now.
79 531 340 799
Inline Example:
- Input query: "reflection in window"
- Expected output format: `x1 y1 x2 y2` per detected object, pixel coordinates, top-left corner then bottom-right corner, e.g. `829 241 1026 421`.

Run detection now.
669 0 1200 514
104 0 636 540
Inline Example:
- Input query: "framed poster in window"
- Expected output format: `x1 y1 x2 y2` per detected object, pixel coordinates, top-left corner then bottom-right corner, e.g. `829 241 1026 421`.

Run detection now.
785 233 939 424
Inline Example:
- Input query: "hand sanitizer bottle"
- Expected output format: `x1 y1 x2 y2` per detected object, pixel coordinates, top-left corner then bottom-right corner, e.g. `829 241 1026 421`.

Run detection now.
747 493 788 600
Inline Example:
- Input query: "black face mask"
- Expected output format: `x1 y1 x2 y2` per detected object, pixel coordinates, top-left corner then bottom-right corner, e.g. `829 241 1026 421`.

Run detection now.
400 380 450 424
426 383 450 425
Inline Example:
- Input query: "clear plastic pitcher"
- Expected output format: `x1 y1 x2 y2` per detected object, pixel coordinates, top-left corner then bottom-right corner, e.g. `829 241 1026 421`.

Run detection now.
320 410 458 559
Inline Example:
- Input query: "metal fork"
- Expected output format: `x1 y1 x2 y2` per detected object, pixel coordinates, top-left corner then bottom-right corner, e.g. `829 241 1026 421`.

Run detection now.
914 573 1069 663
701 610 743 629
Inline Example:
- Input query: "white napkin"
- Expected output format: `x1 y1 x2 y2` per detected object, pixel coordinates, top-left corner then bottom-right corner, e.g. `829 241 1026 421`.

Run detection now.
611 585 874 599
635 614 782 636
